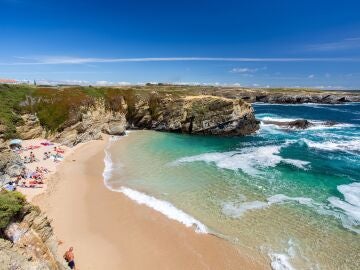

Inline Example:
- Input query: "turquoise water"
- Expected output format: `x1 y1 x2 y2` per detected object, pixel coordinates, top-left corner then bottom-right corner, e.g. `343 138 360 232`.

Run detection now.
106 103 360 269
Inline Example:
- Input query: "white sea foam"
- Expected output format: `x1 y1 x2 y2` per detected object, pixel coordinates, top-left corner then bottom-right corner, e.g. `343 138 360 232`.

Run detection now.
328 183 360 227
269 252 295 270
102 136 208 234
260 116 299 122
102 137 119 183
222 194 314 218
306 123 355 130
174 145 310 176
102 148 114 182
118 187 208 234
268 239 297 270
303 138 360 153
257 114 356 131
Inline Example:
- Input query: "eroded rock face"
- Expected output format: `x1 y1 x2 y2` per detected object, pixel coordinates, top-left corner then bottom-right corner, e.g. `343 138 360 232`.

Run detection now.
49 101 127 146
132 95 259 136
1 205 67 270
13 94 259 146
0 150 24 186
16 114 45 140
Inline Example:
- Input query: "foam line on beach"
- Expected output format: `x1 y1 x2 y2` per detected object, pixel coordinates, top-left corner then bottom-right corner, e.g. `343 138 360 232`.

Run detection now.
267 239 297 270
118 187 208 234
102 134 208 234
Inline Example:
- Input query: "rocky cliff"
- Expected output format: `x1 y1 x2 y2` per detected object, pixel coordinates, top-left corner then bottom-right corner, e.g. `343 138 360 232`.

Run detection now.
131 94 258 136
205 88 360 104
0 205 67 270
5 92 259 146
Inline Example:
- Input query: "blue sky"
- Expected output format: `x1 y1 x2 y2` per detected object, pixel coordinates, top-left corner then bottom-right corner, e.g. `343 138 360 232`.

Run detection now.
1 0 360 88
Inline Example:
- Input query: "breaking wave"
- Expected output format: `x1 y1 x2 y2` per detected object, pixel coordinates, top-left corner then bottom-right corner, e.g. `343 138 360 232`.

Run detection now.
328 182 360 230
118 187 208 234
173 144 310 176
303 138 360 153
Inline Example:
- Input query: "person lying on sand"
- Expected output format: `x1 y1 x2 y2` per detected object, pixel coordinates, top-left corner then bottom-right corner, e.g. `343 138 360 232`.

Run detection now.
30 152 36 163
54 146 65 154
63 247 77 269
43 152 50 160
23 156 30 163
20 168 27 179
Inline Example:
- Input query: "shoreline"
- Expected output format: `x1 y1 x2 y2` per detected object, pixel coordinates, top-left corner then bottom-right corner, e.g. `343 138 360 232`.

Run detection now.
33 135 268 269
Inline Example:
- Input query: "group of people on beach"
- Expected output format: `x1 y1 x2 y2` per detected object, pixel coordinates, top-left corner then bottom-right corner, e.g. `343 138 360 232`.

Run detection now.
15 166 49 188
2 142 65 191
23 151 37 163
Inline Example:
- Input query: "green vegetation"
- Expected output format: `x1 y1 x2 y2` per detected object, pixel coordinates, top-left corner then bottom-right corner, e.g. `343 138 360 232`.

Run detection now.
0 190 26 230
30 87 96 131
0 84 35 139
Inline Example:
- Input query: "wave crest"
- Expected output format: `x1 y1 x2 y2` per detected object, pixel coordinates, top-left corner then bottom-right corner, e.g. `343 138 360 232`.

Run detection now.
174 145 310 176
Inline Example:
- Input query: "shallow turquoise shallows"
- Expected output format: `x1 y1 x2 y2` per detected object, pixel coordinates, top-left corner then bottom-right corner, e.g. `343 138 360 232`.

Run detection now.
106 103 360 270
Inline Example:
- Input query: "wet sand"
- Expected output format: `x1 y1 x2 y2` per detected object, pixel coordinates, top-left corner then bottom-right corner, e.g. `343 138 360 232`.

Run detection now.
35 136 268 270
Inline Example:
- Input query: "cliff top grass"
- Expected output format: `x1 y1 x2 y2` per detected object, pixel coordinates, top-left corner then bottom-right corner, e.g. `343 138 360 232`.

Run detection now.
0 84 35 138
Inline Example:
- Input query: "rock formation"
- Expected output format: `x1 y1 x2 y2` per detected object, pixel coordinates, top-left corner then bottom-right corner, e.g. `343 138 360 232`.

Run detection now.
131 94 259 136
262 119 338 129
0 205 67 270
0 150 24 186
49 100 127 146
8 93 259 146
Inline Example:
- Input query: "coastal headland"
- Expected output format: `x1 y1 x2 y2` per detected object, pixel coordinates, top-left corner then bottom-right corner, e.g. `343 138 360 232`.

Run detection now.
1 84 359 269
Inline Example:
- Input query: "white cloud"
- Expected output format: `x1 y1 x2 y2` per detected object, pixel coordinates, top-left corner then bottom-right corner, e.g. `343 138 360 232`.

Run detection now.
308 74 315 79
1 56 358 65
313 85 346 90
94 81 132 86
230 67 258 73
307 37 360 51
117 81 131 86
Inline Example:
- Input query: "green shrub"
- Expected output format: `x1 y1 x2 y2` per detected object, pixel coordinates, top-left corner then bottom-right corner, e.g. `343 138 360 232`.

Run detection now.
32 87 96 131
0 190 26 230
0 84 34 139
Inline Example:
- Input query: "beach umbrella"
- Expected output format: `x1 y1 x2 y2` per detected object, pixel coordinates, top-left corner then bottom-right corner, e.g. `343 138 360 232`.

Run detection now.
9 139 22 145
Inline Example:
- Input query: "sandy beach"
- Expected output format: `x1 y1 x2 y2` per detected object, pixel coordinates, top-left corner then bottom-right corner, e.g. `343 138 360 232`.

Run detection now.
15 139 72 201
31 136 268 270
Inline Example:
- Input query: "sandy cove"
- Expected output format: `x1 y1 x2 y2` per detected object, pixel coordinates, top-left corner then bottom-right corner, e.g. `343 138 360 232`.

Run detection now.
31 136 268 270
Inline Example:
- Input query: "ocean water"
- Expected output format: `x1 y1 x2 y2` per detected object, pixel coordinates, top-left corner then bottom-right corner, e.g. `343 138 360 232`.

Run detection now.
104 103 360 270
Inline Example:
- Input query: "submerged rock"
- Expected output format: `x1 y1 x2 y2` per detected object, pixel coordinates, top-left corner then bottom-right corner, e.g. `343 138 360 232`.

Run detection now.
262 119 340 130
287 119 314 129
